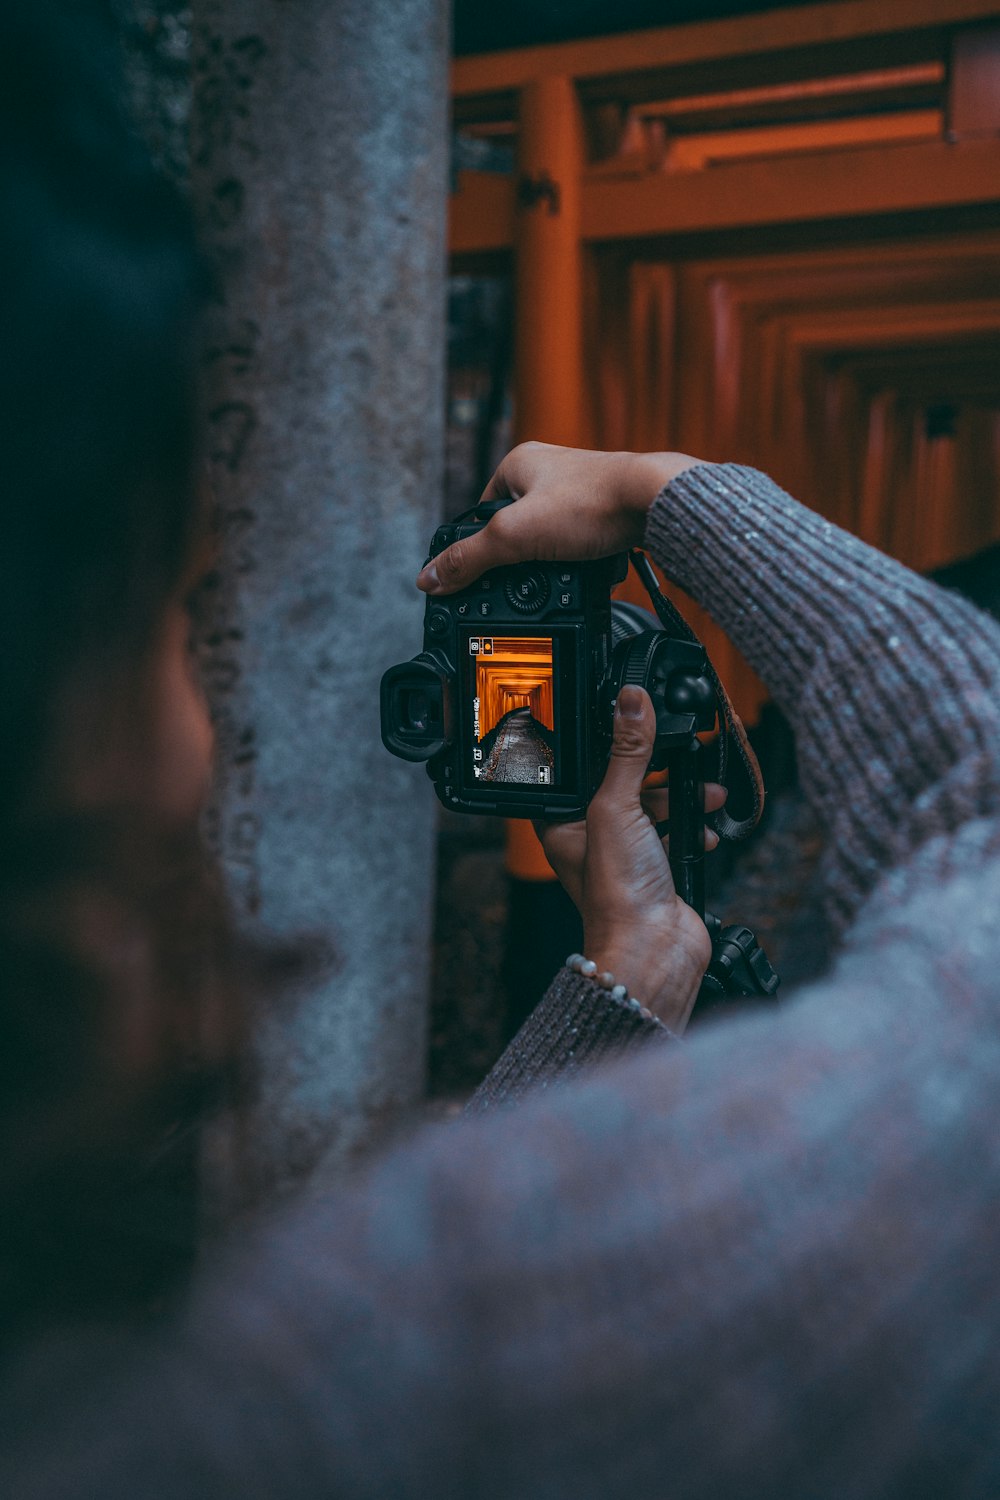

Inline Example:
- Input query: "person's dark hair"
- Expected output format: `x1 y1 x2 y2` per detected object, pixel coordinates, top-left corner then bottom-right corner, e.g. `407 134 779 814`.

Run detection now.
0 0 233 1340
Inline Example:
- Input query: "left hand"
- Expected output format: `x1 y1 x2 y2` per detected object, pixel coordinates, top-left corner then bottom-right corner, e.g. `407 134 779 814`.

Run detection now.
536 686 726 1034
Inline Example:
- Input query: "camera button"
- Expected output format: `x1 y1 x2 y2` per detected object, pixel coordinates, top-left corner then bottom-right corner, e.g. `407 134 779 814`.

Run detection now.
456 601 471 616
505 568 550 612
558 570 572 585
479 602 492 617
427 610 449 636
558 591 574 608
480 577 493 592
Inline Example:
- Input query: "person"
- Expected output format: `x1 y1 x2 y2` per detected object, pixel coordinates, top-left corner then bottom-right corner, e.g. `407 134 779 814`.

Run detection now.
4 4 1000 1496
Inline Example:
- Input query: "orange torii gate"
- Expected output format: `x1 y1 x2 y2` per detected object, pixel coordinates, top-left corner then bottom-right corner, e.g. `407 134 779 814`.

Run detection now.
450 0 1000 876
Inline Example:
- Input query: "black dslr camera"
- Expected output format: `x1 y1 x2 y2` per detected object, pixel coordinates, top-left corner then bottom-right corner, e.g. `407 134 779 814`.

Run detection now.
380 494 779 1006
380 495 717 822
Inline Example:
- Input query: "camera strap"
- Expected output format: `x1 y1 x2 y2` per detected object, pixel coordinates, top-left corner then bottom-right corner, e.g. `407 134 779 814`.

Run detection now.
628 551 765 841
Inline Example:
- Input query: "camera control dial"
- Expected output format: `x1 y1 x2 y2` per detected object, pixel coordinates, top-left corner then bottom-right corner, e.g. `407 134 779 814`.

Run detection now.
505 567 551 612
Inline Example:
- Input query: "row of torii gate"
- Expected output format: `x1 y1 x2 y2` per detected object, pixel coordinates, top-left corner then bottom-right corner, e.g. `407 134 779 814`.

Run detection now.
448 0 1000 877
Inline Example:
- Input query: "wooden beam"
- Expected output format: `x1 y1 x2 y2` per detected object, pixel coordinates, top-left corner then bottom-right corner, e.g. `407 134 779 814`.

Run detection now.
638 62 945 119
452 0 1000 96
449 139 1000 253
661 109 942 170
582 138 1000 240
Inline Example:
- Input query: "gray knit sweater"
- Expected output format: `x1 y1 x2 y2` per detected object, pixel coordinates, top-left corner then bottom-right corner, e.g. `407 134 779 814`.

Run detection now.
4 465 1000 1498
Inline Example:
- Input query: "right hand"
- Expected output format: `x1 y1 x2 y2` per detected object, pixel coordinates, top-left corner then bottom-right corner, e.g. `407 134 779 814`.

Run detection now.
416 442 701 595
538 686 719 1036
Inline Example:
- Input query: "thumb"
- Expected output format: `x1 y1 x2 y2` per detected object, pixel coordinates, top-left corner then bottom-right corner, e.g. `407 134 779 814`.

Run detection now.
416 522 511 595
593 686 655 812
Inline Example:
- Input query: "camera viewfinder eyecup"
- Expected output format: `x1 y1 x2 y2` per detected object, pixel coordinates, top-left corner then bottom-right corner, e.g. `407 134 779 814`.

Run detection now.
379 653 453 762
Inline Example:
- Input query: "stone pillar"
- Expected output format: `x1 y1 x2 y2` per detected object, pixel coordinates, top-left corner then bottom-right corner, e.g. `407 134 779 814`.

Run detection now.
190 0 449 1198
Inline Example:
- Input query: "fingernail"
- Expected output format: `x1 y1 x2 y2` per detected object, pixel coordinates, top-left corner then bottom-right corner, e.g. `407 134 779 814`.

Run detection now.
416 562 439 593
617 686 644 719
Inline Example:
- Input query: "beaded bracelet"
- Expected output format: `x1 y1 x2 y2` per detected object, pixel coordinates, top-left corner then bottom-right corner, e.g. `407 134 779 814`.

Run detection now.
565 953 658 1025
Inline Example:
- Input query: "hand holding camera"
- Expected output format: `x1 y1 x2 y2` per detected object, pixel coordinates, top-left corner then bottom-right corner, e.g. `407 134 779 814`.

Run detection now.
416 442 699 596
539 684 727 1032
382 441 778 1016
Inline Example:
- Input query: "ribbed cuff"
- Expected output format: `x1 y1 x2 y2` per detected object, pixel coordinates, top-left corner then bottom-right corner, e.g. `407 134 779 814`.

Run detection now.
466 967 674 1115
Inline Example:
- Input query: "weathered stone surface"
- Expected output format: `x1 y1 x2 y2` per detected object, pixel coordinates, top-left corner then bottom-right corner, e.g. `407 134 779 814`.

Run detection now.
114 1 192 187
190 0 449 1197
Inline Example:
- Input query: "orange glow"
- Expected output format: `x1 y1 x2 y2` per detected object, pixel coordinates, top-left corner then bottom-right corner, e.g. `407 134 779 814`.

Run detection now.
475 637 554 739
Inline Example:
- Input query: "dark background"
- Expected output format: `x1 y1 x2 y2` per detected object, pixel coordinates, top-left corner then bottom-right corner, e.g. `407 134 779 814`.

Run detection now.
453 0 841 55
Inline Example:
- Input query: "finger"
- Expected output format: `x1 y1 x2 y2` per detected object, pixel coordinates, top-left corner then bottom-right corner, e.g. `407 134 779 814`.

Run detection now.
705 782 727 813
535 817 586 911
584 686 678 911
654 823 721 845
478 451 519 506
646 782 723 849
478 466 510 507
533 815 584 854
640 789 670 824
416 517 515 595
655 824 720 855
418 444 554 592
640 782 727 822
589 686 656 818
478 441 548 506
644 791 729 821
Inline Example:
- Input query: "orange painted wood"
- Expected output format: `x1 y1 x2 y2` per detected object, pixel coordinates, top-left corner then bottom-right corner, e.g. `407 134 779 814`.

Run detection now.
661 109 942 170
506 76 589 882
513 76 587 448
450 140 1000 253
451 10 1000 739
662 230 1000 716
583 138 1000 239
505 816 555 882
450 169 515 256
452 0 1000 95
639 62 945 119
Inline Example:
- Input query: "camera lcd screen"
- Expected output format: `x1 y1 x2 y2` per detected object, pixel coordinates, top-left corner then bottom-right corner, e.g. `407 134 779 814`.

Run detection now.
466 634 559 787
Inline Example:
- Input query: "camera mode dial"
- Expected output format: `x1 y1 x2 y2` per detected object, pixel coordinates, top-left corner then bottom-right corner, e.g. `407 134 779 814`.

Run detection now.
505 567 551 613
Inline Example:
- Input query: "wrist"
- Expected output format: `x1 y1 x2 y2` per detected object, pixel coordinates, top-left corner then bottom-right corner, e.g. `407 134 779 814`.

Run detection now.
583 923 707 1036
621 451 701 524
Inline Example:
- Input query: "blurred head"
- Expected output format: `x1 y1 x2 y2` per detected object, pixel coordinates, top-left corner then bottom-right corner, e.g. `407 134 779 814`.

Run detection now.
0 0 233 1335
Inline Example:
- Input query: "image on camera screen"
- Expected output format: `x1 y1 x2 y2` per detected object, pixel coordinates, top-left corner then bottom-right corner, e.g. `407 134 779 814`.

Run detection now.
468 635 557 787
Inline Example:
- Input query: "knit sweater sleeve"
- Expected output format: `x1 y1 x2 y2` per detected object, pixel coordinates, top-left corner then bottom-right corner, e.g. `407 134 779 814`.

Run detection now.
465 966 674 1114
646 463 1000 933
472 463 1000 1108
